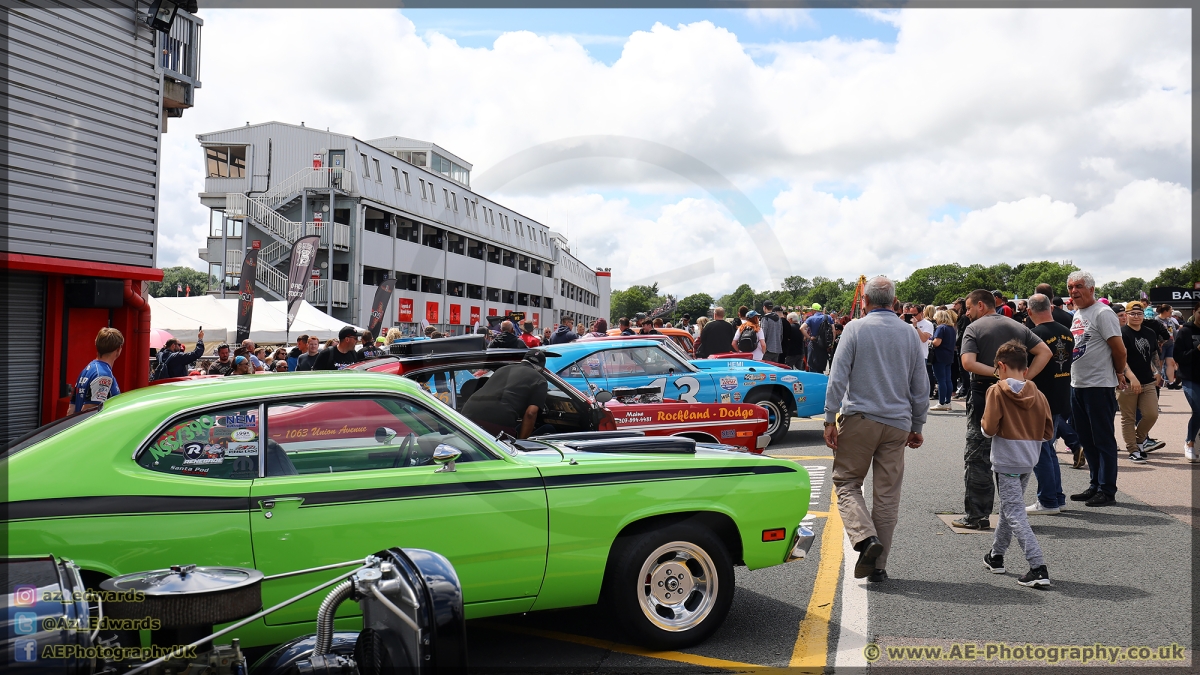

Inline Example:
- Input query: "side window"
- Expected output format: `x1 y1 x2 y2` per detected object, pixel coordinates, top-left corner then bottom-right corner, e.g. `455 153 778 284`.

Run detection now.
265 397 495 476
410 370 454 406
602 347 684 376
558 354 603 378
137 406 261 480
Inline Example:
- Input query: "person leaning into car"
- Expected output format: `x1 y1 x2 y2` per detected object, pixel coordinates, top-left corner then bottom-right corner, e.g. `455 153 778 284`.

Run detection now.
462 350 551 439
823 276 929 584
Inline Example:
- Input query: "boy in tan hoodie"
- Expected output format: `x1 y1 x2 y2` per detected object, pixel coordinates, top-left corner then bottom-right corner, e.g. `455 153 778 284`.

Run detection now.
981 340 1055 587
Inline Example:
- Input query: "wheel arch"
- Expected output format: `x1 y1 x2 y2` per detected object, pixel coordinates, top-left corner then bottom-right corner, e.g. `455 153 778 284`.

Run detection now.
606 510 744 571
747 384 797 415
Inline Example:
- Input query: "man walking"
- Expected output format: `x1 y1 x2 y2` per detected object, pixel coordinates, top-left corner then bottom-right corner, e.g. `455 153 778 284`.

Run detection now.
1066 271 1127 506
1026 294 1082 513
548 317 579 345
956 290 1051 529
313 326 364 370
761 301 784 363
802 303 833 373
696 307 735 358
823 277 929 583
782 311 806 370
71 328 124 413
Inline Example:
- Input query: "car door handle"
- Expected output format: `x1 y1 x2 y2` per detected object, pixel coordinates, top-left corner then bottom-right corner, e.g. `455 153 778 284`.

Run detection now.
259 497 304 516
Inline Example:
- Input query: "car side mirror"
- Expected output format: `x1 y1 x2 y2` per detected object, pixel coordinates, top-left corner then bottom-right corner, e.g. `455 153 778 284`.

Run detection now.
595 390 613 403
375 427 397 445
433 444 462 473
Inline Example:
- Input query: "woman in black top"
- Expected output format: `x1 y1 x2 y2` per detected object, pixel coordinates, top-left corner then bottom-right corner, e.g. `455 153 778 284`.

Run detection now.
1118 301 1162 461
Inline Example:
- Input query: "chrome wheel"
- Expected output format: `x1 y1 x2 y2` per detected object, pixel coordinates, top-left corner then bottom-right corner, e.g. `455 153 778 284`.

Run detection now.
638 541 718 632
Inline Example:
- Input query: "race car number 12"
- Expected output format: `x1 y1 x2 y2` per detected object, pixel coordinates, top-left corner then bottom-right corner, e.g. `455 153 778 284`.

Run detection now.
649 376 700 403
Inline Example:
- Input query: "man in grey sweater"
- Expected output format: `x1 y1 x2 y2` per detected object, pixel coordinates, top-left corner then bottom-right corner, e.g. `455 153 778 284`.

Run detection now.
823 276 929 583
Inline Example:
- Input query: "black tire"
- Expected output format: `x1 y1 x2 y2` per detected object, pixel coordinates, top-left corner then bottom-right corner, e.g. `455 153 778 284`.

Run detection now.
603 522 734 650
747 389 791 443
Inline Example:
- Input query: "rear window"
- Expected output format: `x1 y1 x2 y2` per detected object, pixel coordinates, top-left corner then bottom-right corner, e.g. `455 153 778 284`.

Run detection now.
136 406 262 480
3 411 98 459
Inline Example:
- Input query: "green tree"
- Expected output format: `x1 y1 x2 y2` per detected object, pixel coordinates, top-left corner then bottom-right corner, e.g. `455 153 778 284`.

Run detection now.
781 276 812 298
609 286 655 323
147 266 213 298
895 264 968 305
1148 260 1200 289
805 277 856 313
1097 277 1146 301
674 293 714 323
717 284 757 315
1010 261 1080 298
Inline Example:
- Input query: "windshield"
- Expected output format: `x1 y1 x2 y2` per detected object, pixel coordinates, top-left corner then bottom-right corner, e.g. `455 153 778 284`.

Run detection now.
3 411 98 459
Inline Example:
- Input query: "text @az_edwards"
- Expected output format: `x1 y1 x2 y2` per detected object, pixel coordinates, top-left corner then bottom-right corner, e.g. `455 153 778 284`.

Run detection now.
863 642 1188 665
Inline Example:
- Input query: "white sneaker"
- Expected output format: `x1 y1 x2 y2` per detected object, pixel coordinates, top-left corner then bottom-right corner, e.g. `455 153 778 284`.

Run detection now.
1026 502 1061 514
930 404 951 411
1186 445 1199 463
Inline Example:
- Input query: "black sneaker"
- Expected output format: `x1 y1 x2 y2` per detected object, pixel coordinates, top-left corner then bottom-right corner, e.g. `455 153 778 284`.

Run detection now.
984 552 1005 574
867 569 888 583
1128 451 1149 463
853 536 884 579
1141 438 1166 452
1069 488 1098 502
1017 565 1051 588
951 518 990 530
1085 492 1115 507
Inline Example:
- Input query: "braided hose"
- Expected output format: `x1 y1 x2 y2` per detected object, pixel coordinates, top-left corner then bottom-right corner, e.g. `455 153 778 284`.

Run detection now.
313 580 355 656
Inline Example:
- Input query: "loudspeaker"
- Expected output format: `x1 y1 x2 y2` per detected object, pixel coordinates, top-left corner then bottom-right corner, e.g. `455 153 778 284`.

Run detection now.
64 278 124 308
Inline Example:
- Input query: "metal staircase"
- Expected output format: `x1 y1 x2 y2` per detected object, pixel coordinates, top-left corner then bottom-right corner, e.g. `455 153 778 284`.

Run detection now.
226 167 353 306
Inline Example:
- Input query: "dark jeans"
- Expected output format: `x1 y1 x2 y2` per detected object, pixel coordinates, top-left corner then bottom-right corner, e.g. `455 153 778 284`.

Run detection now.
1072 386 1119 497
932 362 953 405
807 346 828 373
963 387 994 524
784 354 804 370
1033 414 1072 508
1184 379 1200 445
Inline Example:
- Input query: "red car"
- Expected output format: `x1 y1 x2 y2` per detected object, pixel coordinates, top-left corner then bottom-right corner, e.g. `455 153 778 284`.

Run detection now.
353 349 771 452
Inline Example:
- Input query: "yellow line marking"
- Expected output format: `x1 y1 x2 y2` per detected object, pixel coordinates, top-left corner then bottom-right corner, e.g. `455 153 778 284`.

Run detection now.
790 503 844 668
479 621 770 671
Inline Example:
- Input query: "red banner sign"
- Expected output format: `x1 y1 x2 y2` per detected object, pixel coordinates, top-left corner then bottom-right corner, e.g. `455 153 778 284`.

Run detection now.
470 306 481 325
398 298 413 322
449 304 461 324
488 308 498 316
533 313 539 327
425 301 439 324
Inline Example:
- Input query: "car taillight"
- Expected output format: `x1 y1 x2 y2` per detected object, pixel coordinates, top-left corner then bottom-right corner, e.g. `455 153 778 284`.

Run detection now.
598 408 617 431
762 528 787 542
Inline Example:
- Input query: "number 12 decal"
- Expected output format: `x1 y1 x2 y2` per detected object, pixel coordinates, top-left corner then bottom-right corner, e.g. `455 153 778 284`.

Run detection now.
648 376 701 403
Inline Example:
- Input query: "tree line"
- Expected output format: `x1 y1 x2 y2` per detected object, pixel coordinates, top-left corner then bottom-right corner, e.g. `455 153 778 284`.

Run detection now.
609 259 1199 323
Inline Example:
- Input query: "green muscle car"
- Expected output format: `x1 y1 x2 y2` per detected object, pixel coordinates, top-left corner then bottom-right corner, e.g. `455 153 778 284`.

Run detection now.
3 372 813 649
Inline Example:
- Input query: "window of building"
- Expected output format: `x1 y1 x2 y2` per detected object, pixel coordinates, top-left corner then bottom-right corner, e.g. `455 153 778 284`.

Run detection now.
451 192 459 211
204 146 247 179
544 264 554 278
137 404 262 479
419 179 428 200
393 151 428 167
402 171 411 193
517 293 529 306
530 296 541 307
397 218 419 243
421 277 443 294
486 287 501 302
466 284 483 300
209 209 224 237
373 158 382 182
569 286 576 300
485 245 501 264
451 162 469 186
502 249 516 268
447 281 464 297
443 188 450 207
544 297 554 309
393 167 402 190
446 233 465 256
429 186 436 204
361 154 371 178
530 259 543 275
502 290 515 304
396 273 419 291
362 266 389 286
517 255 530 272
471 201 478 219
432 152 451 177
541 231 547 245
467 239 484 260
332 263 350 281
421 225 444 249
364 209 389 235
488 209 494 225
516 221 523 237
334 208 351 225
561 280 567 295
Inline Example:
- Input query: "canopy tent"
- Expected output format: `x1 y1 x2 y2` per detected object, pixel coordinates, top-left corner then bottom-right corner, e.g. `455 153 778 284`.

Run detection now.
148 296 359 347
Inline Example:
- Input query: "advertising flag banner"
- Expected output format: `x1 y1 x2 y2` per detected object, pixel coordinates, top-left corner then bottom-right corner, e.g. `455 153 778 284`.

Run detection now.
285 235 321 340
366 278 396 337
470 306 481 325
533 313 539 327
235 247 259 345
449 304 462 325
425 301 439 324
398 298 414 322
488 308 498 316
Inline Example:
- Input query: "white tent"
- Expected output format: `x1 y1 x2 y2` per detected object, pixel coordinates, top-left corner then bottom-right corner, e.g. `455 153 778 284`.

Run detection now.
149 296 359 347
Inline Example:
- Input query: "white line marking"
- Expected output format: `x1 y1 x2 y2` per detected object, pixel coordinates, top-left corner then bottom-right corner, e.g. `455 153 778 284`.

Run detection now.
834 532 869 671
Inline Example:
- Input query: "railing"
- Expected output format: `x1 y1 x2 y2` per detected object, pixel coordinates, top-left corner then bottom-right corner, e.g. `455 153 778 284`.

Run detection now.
258 222 351 266
258 167 353 210
158 9 202 87
257 262 289 299
307 279 350 307
225 249 245 275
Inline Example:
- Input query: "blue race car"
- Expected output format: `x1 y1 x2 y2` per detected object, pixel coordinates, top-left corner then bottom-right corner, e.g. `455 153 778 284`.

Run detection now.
542 339 827 443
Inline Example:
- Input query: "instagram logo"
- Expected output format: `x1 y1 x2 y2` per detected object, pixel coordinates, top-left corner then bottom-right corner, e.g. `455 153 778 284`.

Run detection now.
12 585 38 606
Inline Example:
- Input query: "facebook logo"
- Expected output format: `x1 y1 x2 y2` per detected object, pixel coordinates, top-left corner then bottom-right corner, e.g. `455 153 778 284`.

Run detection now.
13 612 37 635
13 638 38 662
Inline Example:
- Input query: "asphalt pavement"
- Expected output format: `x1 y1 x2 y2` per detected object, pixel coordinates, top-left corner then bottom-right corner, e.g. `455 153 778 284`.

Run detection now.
466 393 1196 673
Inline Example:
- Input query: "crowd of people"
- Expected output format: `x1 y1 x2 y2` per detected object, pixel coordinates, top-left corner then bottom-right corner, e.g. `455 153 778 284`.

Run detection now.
809 272 1198 591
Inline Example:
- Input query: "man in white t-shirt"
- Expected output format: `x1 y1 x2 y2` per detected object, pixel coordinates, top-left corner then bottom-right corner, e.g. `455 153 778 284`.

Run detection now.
1066 270 1128 508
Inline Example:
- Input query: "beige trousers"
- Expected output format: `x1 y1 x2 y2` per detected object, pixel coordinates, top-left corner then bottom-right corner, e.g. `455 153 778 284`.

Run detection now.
832 413 909 570
1117 387 1158 452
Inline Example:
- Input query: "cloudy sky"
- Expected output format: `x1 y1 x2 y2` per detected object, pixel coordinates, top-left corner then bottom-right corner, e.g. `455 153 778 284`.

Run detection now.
160 8 1191 296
